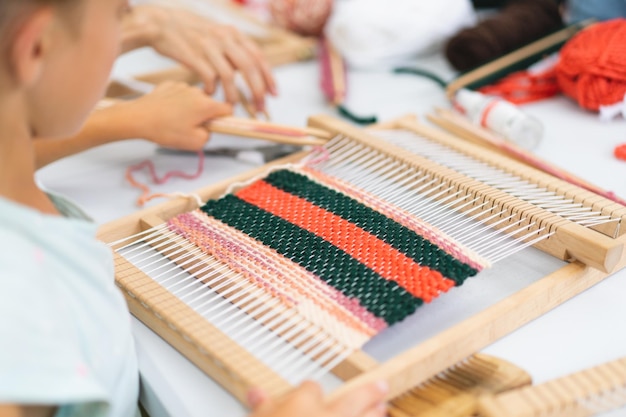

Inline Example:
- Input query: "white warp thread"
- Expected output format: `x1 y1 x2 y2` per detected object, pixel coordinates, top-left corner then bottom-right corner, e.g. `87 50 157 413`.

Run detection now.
325 0 476 69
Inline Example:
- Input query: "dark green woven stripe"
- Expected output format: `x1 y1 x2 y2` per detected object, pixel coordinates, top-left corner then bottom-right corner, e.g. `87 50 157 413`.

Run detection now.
201 195 422 325
264 170 478 285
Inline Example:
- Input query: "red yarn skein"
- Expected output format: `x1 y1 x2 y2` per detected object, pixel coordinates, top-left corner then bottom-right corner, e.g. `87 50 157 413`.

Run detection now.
556 19 626 111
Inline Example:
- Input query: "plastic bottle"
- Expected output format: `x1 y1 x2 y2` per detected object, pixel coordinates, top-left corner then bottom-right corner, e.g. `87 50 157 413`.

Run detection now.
453 88 544 150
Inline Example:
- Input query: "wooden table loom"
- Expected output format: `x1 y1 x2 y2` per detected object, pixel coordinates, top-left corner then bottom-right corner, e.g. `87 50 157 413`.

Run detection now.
98 114 626 411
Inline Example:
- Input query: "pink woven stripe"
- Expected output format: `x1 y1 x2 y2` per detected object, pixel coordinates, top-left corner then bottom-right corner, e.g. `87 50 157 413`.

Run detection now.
168 211 386 335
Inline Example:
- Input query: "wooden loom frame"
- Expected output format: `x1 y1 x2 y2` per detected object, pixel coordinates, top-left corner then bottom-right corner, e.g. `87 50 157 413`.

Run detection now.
98 114 626 406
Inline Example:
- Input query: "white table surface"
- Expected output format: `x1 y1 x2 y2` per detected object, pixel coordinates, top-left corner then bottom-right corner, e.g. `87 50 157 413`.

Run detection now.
38 47 626 417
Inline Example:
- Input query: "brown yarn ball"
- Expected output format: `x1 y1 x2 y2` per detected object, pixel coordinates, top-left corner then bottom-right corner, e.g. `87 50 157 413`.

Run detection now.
445 0 563 72
269 0 333 36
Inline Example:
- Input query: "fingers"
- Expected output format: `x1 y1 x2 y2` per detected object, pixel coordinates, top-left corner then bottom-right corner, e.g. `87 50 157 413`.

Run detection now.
185 127 210 151
202 98 233 119
245 381 388 417
224 45 268 111
239 35 277 97
140 7 276 111
230 32 278 109
328 381 389 417
247 387 270 410
359 404 389 417
296 380 325 400
186 57 218 95
132 81 231 151
198 25 275 111
205 47 239 105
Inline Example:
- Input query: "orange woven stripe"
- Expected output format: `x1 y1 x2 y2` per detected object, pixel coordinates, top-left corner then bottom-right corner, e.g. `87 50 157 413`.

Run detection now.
236 180 455 302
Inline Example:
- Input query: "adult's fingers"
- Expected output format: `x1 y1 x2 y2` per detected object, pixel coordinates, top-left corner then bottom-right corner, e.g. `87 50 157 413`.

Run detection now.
247 388 270 410
328 381 389 417
153 33 219 94
205 47 239 105
238 35 277 97
358 404 388 417
224 42 268 111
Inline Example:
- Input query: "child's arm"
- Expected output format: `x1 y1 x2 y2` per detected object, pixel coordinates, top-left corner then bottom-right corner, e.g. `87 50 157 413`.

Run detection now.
34 83 232 169
120 4 277 112
247 381 388 417
0 404 55 417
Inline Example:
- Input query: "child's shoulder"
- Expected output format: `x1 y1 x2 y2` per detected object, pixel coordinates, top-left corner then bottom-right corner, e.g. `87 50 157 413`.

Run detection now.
0 195 119 329
0 197 140 417
0 196 109 281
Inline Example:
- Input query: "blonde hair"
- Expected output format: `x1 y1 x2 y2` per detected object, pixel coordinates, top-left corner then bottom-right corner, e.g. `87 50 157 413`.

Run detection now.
0 0 80 52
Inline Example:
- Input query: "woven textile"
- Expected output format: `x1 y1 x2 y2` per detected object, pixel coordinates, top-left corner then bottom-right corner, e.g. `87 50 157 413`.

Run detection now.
167 168 481 339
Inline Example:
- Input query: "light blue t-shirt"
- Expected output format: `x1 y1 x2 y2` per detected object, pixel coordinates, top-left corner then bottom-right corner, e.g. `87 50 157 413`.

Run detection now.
0 197 140 417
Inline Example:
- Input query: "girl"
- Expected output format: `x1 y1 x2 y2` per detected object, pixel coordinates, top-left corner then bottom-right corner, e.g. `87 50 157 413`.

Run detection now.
35 2 278 169
0 1 388 416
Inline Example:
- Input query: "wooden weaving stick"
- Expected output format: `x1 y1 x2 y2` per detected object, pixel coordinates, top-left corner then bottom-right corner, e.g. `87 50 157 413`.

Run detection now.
478 356 626 417
205 116 329 145
97 95 329 146
99 115 626 408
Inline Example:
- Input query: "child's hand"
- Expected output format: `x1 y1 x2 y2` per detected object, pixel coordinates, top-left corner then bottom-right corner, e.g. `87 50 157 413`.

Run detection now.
122 4 277 112
120 82 232 151
247 381 388 417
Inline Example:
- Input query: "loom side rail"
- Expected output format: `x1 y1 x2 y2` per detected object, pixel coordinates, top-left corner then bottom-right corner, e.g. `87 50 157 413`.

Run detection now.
113 250 292 403
328 255 626 402
307 114 625 273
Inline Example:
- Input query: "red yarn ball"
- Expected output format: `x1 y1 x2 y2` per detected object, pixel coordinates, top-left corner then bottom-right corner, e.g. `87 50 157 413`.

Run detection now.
269 0 333 36
556 19 626 111
615 143 626 161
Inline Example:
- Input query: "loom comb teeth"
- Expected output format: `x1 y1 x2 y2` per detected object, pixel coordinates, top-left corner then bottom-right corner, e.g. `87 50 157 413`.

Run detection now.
478 357 626 417
388 353 531 417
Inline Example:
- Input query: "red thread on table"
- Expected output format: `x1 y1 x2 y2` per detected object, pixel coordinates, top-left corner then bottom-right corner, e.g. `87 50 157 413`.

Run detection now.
125 150 204 206
479 68 560 104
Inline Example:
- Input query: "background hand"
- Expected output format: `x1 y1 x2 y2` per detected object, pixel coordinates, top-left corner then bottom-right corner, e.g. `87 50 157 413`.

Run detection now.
247 380 388 417
122 4 277 112
118 82 232 151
